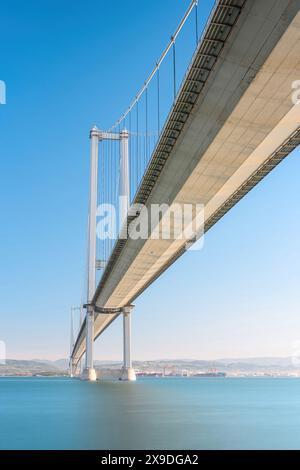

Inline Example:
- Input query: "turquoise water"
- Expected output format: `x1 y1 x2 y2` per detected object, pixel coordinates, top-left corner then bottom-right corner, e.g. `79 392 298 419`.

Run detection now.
0 377 300 449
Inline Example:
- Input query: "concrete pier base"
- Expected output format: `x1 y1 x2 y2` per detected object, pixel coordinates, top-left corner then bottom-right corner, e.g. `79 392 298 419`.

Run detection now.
120 367 136 382
81 368 97 382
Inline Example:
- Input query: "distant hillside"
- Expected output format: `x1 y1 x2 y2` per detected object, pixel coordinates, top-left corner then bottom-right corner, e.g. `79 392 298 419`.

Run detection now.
0 360 67 376
1 357 299 377
216 357 296 367
91 358 300 375
36 357 300 372
32 358 69 370
128 358 300 373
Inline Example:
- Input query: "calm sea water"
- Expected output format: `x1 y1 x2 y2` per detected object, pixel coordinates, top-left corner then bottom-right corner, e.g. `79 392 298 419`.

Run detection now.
0 377 300 450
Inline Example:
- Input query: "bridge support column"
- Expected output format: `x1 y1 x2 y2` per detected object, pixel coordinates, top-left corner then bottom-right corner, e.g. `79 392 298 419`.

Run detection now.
120 306 136 381
69 308 75 378
70 359 74 378
70 358 80 378
81 126 99 382
82 307 97 381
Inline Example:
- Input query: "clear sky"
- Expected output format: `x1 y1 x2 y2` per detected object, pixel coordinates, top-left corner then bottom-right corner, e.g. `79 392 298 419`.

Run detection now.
1 0 299 361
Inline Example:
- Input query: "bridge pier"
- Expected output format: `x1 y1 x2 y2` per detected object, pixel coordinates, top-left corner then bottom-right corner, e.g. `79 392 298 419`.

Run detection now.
81 307 97 381
70 358 80 378
120 306 136 381
70 360 74 378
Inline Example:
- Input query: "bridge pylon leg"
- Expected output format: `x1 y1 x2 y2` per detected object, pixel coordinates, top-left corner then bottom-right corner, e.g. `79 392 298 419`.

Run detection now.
120 306 136 381
81 126 99 382
70 357 80 378
82 307 97 381
70 359 74 378
119 129 130 233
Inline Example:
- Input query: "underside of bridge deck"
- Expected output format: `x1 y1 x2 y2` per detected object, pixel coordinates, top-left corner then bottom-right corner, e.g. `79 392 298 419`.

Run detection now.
72 0 300 364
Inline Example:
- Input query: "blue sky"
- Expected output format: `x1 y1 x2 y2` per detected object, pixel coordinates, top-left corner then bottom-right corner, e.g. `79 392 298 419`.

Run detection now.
0 0 299 361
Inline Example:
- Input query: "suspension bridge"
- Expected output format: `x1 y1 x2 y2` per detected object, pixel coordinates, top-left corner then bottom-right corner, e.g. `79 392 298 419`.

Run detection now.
70 0 300 381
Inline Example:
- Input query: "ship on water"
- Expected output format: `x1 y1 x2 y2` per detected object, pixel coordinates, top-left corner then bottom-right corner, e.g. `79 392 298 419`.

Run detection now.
193 369 226 378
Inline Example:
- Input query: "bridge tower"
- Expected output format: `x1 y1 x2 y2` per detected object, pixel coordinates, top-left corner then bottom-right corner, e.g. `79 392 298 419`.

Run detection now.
78 126 136 381
81 126 99 381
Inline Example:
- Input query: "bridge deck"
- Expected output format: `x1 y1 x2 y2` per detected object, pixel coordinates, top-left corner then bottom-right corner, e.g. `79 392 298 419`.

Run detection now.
72 0 300 363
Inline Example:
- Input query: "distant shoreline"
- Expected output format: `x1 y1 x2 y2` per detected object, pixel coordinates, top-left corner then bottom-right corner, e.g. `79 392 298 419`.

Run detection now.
1 357 300 379
1 375 300 379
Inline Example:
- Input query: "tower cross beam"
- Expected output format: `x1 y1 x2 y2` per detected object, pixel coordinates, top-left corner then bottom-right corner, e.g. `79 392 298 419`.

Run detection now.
91 129 123 141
